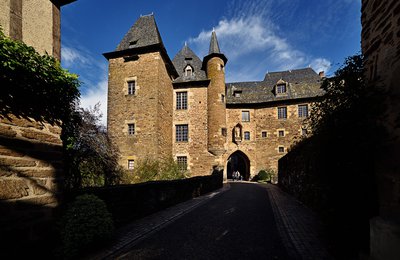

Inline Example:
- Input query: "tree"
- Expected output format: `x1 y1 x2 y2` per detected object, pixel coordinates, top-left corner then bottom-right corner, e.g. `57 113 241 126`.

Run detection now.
63 104 123 189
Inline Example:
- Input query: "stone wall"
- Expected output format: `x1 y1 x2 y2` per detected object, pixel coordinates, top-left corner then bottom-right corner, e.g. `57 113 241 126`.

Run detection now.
65 172 223 226
0 115 64 257
173 85 216 176
361 0 400 259
107 51 173 169
0 0 62 60
225 101 310 179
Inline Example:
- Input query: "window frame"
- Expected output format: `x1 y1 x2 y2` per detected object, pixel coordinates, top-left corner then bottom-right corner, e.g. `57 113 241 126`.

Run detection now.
244 131 250 140
184 65 193 77
127 160 134 170
298 104 309 118
276 84 287 94
278 146 285 153
176 124 189 142
128 123 135 135
177 156 187 171
176 91 188 110
127 80 136 95
278 107 287 119
262 131 267 138
278 130 285 137
242 111 250 122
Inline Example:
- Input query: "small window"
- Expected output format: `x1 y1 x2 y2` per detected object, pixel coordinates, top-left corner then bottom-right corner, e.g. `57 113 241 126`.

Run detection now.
128 81 136 95
128 160 134 170
244 131 250 140
221 94 225 103
176 124 188 142
177 156 187 171
221 128 227 137
298 104 309 118
233 91 242 97
242 111 250 122
278 107 287 119
128 124 135 135
278 146 285 153
185 65 193 77
302 128 308 136
262 131 267 138
278 130 285 137
176 91 188 110
276 84 286 94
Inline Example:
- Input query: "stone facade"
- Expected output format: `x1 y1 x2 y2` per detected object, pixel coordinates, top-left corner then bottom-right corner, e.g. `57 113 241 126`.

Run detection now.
106 15 323 181
361 0 400 259
0 0 75 60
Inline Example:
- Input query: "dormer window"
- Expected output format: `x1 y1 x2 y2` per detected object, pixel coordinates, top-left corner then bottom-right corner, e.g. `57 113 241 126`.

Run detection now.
233 90 242 97
276 84 286 94
184 65 193 77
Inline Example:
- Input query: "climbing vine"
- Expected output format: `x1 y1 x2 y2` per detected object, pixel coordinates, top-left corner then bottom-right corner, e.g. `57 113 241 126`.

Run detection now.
0 28 80 124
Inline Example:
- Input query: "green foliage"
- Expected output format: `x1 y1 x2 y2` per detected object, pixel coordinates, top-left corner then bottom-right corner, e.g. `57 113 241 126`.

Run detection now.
122 156 188 184
63 104 123 189
0 28 80 124
61 194 114 258
257 169 273 182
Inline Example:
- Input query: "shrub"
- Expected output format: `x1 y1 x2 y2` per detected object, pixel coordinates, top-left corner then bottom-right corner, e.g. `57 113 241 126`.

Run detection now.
257 169 274 182
61 194 114 258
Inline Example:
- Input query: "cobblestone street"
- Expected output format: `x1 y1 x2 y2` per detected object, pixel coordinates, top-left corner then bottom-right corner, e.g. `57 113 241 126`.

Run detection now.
90 182 332 259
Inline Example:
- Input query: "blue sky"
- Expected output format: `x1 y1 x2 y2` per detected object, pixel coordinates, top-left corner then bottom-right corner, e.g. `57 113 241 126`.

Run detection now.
61 0 361 126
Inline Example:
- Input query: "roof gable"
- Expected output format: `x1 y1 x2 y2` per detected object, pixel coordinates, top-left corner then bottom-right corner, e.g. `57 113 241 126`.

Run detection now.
172 44 207 83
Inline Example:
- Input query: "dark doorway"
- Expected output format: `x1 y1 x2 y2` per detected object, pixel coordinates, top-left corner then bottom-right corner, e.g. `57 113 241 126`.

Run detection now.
227 151 250 180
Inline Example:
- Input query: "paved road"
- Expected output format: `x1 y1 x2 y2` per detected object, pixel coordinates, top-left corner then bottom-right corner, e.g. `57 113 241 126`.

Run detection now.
116 182 290 259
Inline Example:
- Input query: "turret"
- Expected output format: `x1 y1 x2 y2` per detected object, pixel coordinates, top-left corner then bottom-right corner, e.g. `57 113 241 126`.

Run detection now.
202 31 228 156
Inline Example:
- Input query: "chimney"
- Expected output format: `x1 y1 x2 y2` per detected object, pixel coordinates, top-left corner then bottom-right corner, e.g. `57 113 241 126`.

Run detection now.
319 71 325 78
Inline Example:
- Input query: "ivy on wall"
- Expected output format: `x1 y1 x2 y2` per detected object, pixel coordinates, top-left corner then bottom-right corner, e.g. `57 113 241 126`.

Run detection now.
0 28 80 124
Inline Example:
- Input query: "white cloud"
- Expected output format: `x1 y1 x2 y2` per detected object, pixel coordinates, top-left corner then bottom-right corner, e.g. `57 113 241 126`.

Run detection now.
188 0 332 82
79 79 108 127
61 46 90 67
309 58 331 75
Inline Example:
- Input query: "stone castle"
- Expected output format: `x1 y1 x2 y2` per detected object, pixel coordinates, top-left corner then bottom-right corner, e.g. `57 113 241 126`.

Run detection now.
104 14 323 180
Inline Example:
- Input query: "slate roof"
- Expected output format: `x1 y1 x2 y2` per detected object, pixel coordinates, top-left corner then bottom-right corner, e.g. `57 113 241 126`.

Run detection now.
172 44 208 83
209 31 221 55
226 68 324 105
115 14 163 51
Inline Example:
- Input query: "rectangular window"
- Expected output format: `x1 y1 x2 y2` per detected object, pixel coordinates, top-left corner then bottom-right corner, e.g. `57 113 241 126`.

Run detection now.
221 128 227 137
278 130 285 137
262 131 267 138
128 81 136 95
128 123 135 135
233 91 242 97
221 94 225 103
176 124 188 142
244 131 250 140
176 91 188 110
242 111 250 122
177 156 187 171
298 104 309 118
278 146 285 153
128 160 134 170
276 84 286 94
278 107 287 119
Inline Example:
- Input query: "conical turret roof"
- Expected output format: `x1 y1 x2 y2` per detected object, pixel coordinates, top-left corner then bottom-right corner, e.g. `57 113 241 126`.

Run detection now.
209 31 221 55
202 30 227 69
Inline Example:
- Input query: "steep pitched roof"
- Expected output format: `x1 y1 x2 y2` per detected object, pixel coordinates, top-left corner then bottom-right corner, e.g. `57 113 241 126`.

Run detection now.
202 31 227 69
226 68 324 105
172 44 207 83
209 31 221 54
115 14 163 51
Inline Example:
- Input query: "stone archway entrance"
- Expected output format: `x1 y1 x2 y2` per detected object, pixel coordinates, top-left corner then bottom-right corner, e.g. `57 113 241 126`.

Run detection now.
227 151 250 181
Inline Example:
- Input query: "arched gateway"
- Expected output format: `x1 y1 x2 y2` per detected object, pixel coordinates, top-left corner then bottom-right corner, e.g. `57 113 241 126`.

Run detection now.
227 151 250 181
